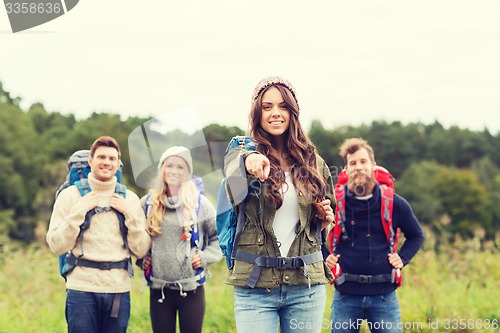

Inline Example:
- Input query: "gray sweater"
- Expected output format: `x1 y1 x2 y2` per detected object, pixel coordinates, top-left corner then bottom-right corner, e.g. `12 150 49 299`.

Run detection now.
141 194 222 292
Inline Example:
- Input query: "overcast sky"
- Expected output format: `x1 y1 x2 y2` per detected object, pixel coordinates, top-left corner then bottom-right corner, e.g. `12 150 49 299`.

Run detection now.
1 0 499 134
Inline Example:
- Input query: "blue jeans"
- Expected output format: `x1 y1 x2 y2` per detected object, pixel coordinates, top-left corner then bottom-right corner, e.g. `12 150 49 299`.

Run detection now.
330 290 402 333
65 289 130 333
234 284 326 333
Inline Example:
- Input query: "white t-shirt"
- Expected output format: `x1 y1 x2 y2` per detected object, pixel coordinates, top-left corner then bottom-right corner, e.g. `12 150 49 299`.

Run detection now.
273 172 299 257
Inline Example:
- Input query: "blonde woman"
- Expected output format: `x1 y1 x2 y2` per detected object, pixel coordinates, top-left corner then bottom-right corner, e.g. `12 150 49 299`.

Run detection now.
141 146 222 333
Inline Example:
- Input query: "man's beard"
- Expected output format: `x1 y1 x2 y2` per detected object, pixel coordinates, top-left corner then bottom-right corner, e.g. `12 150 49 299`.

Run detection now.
347 172 376 196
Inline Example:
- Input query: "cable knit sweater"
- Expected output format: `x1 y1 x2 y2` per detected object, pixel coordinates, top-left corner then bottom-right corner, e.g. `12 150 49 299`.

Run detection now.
47 173 151 293
141 194 222 292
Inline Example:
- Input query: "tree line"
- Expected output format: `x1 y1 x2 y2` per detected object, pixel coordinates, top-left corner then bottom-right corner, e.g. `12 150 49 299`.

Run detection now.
1 82 499 248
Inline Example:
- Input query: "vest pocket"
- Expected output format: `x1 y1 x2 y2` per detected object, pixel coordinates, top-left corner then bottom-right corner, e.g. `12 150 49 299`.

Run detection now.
305 227 319 247
237 227 264 246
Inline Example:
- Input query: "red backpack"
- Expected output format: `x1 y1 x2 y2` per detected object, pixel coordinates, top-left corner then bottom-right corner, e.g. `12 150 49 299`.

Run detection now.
327 165 402 287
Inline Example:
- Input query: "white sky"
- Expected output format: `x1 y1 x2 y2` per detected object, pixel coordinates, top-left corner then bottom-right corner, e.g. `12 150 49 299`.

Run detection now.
1 0 499 134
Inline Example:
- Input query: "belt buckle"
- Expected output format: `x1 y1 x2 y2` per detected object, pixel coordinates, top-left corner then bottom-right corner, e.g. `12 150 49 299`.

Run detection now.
99 262 111 270
277 257 288 269
359 275 371 283
278 257 296 269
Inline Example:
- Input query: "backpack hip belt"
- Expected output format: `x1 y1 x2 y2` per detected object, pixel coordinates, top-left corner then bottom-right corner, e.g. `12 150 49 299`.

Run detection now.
334 270 398 285
65 253 131 271
234 250 324 288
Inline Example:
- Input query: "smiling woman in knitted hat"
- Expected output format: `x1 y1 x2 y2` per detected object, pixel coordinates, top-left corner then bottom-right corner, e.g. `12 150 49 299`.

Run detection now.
157 146 194 196
139 145 222 333
224 76 335 333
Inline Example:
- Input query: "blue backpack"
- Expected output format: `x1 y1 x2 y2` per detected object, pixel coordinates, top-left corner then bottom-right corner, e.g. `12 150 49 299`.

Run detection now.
56 150 132 280
215 136 257 269
142 175 207 286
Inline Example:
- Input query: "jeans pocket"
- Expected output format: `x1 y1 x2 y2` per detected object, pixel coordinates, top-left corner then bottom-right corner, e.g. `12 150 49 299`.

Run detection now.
333 290 348 302
381 292 399 304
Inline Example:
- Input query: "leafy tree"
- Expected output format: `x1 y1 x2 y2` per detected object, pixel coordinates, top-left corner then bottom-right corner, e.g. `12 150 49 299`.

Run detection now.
0 209 15 245
397 161 443 228
28 103 77 159
490 175 500 238
457 129 489 167
0 81 21 106
201 123 245 174
425 122 460 166
433 168 492 238
365 121 425 178
309 120 341 172
203 123 243 143
482 128 500 166
0 100 41 241
309 121 372 180
471 157 499 193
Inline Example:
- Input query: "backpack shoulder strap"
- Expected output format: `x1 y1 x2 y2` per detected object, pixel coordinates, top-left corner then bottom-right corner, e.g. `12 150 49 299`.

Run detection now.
111 192 130 275
115 183 127 198
75 179 91 196
144 193 153 217
192 176 205 195
71 179 93 257
74 179 93 233
190 193 203 248
112 183 128 249
379 184 397 251
379 184 402 287
329 184 346 253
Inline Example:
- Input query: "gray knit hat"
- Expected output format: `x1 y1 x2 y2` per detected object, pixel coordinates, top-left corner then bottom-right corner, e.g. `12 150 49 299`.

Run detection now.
158 146 193 175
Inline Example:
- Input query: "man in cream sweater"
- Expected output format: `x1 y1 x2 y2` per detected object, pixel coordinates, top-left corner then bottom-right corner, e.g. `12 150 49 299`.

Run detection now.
47 136 151 333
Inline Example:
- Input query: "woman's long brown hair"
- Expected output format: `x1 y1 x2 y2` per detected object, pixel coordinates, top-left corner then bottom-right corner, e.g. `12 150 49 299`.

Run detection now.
249 84 326 211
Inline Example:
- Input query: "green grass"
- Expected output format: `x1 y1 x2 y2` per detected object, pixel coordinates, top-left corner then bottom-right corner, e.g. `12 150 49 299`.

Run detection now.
0 240 498 333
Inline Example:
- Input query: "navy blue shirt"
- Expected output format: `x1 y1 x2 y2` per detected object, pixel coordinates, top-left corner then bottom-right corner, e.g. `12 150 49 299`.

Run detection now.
335 183 425 295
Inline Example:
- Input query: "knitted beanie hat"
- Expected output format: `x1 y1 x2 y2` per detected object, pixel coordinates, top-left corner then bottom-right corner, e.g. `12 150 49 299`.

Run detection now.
158 146 193 175
252 76 299 109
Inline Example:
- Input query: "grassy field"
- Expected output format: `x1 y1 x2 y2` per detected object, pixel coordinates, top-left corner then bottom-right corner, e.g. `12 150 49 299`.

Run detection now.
0 237 498 333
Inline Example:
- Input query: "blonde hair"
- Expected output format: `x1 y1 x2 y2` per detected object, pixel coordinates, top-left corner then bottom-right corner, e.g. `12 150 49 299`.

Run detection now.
146 160 199 236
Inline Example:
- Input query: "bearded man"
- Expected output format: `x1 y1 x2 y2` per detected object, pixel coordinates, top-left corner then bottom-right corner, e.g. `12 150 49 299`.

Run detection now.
325 138 424 333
